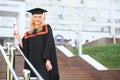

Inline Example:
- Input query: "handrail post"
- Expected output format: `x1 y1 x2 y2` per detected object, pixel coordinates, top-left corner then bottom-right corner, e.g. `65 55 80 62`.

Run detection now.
23 69 31 80
6 42 12 80
6 42 12 54
6 63 10 80
10 47 16 80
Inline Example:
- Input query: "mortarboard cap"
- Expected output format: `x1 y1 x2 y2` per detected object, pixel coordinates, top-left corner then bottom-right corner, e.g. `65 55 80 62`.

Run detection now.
27 8 48 15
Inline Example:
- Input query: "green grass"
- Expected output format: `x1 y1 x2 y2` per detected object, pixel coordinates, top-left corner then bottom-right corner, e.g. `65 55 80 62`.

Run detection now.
71 44 120 69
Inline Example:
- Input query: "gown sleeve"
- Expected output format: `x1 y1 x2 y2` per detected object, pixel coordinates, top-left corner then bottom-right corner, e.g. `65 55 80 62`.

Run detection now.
43 24 55 60
19 37 31 70
43 24 59 80
19 37 29 58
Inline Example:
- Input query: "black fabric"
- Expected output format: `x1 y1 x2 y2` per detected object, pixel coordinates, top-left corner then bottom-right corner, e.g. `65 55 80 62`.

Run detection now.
32 29 37 34
19 24 59 80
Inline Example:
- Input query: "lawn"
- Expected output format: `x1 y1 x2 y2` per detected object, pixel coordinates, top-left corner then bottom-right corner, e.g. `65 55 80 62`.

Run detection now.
71 44 120 69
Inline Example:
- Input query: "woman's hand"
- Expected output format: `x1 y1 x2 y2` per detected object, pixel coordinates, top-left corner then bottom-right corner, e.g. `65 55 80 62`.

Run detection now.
13 31 21 40
13 31 23 47
46 59 52 71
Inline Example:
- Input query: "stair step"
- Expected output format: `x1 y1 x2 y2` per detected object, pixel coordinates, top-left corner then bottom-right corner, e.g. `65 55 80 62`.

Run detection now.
60 78 95 80
18 77 38 80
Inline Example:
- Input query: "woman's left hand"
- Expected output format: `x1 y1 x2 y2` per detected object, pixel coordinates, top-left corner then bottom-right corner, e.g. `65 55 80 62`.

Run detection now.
46 59 52 71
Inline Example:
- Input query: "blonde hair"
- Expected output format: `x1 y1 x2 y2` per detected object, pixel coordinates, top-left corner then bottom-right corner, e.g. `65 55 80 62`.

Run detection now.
29 14 45 34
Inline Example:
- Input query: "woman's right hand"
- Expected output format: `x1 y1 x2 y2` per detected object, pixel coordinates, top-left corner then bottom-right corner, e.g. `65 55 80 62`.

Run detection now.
13 30 21 41
13 31 23 47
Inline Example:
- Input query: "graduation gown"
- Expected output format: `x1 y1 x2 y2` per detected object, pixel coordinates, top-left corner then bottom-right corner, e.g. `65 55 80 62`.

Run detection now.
19 24 59 80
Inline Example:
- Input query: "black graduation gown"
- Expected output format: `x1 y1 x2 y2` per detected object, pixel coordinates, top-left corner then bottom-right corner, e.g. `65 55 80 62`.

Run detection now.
19 24 59 80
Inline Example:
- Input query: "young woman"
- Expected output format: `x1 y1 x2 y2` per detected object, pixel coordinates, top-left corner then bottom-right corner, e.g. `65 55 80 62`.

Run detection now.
13 8 59 80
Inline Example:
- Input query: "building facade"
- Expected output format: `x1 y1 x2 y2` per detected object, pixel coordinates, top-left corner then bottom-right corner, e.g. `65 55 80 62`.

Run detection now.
0 0 120 47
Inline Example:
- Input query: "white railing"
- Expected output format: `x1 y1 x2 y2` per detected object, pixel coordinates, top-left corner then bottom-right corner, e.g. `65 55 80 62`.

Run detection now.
0 45 18 80
0 43 44 80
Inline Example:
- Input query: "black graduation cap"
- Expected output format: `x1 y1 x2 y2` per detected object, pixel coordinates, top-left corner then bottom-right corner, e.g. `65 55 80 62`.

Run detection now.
27 8 48 15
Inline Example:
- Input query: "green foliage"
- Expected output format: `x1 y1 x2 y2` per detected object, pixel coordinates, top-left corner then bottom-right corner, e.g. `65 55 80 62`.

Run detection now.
71 48 78 55
71 44 120 69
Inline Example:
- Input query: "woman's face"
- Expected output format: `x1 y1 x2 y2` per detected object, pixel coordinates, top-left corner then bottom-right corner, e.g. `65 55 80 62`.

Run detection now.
32 14 43 25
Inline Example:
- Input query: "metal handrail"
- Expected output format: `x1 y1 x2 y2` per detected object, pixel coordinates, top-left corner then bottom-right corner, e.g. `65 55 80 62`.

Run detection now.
0 45 18 80
10 47 16 80
16 46 44 80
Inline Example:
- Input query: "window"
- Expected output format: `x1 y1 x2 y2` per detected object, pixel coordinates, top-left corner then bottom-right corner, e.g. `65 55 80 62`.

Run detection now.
100 10 111 19
57 0 61 1
25 21 30 29
0 16 15 27
80 0 85 4
57 24 68 30
73 7 80 17
116 28 120 35
43 5 53 15
58 14 64 19
57 6 64 18
79 8 83 17
87 8 97 18
101 26 110 32
64 7 69 16
6 0 25 1
115 11 120 19
83 25 98 32
72 24 79 31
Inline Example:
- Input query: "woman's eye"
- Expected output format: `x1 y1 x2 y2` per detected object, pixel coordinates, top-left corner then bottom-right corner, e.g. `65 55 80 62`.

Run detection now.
39 16 42 18
34 16 37 18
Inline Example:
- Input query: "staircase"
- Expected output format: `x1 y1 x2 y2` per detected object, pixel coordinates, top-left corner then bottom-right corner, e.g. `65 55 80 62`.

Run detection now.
57 48 95 80
0 48 95 80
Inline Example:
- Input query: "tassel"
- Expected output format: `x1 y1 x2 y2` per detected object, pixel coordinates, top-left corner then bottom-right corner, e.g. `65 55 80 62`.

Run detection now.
44 12 46 20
